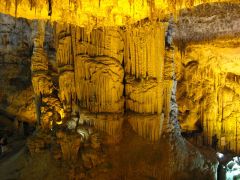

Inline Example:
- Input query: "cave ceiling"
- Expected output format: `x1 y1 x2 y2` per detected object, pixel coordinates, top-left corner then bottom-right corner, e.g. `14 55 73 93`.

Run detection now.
0 0 239 27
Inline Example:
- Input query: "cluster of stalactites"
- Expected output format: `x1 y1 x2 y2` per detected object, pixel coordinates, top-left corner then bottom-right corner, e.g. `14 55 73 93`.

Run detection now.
0 0 236 28
176 41 240 153
59 71 76 104
75 27 124 63
124 23 165 80
56 24 76 109
124 23 165 114
192 70 240 153
31 20 51 96
56 25 125 113
53 21 176 142
122 22 169 141
125 76 164 114
74 56 124 113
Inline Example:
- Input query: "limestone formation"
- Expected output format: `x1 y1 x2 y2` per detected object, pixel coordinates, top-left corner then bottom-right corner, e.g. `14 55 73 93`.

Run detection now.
176 38 240 153
125 77 163 114
27 130 52 155
31 20 63 130
0 14 35 122
0 1 240 179
75 56 124 113
59 71 76 105
0 0 238 27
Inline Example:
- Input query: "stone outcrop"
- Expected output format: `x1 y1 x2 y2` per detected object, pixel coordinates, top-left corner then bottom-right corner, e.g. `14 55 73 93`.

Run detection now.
0 14 58 123
174 3 240 43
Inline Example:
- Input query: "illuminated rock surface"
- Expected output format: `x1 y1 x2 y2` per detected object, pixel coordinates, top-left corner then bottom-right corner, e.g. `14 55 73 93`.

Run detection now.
176 38 240 153
0 0 238 27
175 3 240 154
0 1 239 180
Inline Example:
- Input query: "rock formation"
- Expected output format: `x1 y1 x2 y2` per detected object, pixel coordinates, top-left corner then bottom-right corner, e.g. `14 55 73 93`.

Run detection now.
175 3 240 154
0 0 239 180
0 14 34 122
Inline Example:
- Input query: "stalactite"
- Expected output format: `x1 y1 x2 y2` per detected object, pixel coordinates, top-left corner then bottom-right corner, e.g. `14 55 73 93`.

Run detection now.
124 22 165 113
74 56 124 113
59 71 76 104
125 76 163 114
48 0 52 16
15 0 18 17
5 0 11 11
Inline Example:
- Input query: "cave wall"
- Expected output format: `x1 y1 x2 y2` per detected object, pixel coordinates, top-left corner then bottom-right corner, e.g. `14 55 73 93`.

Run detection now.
0 1 239 154
0 14 34 122
175 3 240 153
0 13 59 123
0 13 170 142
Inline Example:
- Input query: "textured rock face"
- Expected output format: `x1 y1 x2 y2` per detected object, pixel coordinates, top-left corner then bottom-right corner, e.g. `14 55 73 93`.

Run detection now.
124 23 165 114
31 20 64 129
1 0 237 27
56 131 81 162
0 14 34 122
0 14 59 123
175 3 240 153
176 38 240 153
75 56 124 113
0 2 228 179
49 22 175 143
174 3 240 43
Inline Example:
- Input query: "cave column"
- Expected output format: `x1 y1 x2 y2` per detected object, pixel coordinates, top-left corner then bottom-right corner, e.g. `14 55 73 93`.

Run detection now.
162 19 181 136
56 23 76 119
31 20 47 127
124 22 166 141
31 20 63 130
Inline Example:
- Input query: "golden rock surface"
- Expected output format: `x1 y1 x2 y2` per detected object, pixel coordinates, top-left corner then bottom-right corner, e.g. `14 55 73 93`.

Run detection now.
176 38 240 153
0 0 238 27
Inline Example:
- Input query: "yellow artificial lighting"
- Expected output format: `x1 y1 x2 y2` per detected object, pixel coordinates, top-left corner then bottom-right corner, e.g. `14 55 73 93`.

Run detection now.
0 0 238 27
56 120 63 125
59 109 65 119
